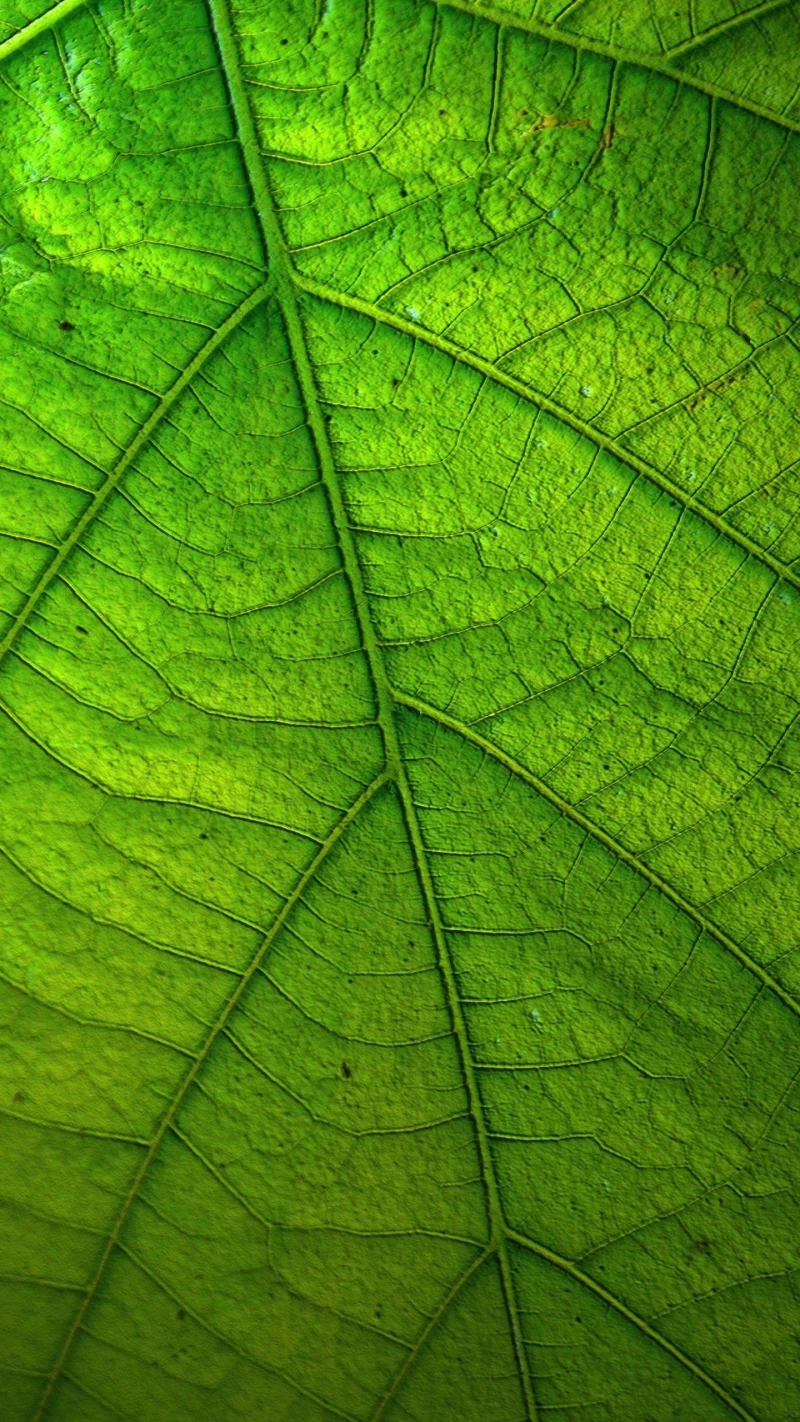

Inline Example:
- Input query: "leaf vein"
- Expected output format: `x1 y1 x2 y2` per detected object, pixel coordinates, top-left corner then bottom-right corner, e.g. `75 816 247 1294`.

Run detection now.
29 772 387 1422
0 282 271 677
292 271 800 597
394 687 800 1023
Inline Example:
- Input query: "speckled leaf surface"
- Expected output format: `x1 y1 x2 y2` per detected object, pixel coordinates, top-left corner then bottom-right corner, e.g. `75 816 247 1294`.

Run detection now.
1 1 800 1418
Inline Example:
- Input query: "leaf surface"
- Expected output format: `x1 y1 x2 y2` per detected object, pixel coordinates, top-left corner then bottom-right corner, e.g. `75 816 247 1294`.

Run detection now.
1 1 800 1419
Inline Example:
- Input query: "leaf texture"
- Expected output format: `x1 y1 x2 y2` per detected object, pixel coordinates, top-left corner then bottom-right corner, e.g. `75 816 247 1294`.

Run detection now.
1 1 800 1419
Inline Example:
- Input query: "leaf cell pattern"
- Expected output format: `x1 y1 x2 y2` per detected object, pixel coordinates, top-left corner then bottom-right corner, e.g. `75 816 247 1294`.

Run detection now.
1 0 800 1419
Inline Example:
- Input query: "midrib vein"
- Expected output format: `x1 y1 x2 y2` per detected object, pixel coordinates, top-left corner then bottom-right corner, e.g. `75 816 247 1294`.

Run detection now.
292 272 800 598
395 688 800 1024
204 1 538 1415
0 281 270 673
31 773 387 1422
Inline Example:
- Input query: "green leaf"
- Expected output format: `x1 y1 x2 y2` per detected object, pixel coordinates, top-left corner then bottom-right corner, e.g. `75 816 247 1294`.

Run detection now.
1 0 800 1418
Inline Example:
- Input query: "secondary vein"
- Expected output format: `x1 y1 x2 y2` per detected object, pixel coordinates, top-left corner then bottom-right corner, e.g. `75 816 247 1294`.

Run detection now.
292 270 800 597
0 0 86 64
0 281 271 673
507 1228 759 1422
4 0 798 146
393 687 800 1024
660 0 793 60
31 772 387 1422
436 0 800 135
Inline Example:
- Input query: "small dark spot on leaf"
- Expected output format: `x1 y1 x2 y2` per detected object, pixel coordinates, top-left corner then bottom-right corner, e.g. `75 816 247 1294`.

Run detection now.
575 1315 582 1323
59 320 75 332
13 1090 26 1104
439 108 446 115
341 1061 352 1079
199 832 208 840
399 187 407 197
135 200 144 206
76 624 88 634
280 37 288 44
372 348 378 355
176 1308 186 1321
